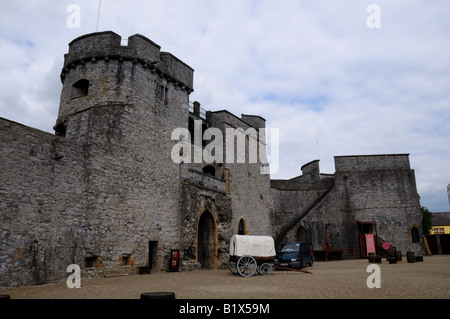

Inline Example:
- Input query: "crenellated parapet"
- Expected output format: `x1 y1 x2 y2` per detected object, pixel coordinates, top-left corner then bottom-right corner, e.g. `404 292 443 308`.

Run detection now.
56 31 194 136
60 31 194 92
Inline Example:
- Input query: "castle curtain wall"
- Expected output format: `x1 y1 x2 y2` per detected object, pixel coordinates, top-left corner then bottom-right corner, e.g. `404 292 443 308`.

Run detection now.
0 119 86 286
334 155 423 255
270 155 424 258
0 31 425 287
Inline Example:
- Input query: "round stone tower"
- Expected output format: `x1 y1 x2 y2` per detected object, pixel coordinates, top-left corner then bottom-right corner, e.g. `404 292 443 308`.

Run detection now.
52 31 195 273
54 31 194 140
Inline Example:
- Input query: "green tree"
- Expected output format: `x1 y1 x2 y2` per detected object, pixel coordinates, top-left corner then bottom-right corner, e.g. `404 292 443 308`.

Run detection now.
421 206 433 235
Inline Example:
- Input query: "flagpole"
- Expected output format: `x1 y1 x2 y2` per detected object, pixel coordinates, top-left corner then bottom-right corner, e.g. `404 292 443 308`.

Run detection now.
96 0 102 32
316 140 320 160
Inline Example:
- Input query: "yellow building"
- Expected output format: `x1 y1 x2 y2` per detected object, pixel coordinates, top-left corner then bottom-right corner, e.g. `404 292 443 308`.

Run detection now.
430 212 450 234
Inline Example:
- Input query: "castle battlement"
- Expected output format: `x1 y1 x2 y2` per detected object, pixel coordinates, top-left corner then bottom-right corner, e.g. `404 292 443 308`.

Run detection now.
56 31 194 136
61 31 194 92
334 154 411 172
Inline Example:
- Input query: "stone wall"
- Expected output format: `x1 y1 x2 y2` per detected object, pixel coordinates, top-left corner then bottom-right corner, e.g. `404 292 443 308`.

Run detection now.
179 179 232 270
56 31 194 277
271 160 335 242
1 32 196 287
334 154 423 255
0 31 426 288
270 155 424 257
0 118 86 286
208 111 273 237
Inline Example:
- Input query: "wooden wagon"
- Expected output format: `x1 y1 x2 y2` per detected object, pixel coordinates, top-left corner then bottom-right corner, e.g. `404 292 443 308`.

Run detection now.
228 235 276 277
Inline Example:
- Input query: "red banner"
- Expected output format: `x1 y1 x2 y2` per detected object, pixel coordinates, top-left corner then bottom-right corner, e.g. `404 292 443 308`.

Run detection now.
365 234 376 255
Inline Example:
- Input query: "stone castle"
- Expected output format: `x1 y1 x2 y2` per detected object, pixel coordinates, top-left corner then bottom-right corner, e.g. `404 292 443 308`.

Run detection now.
0 32 423 287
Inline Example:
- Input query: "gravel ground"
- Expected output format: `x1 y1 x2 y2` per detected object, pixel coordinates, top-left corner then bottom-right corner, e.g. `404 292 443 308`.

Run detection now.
1 255 449 299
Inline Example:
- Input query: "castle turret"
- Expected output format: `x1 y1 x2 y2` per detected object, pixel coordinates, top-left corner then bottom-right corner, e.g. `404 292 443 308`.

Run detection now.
54 31 194 139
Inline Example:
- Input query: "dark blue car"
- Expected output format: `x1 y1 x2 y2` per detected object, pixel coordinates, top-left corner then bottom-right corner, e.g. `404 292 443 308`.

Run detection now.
274 241 314 270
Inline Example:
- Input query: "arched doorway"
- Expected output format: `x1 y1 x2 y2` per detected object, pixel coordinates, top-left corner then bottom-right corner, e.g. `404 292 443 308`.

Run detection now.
296 226 306 241
197 210 217 269
410 225 420 243
238 218 248 235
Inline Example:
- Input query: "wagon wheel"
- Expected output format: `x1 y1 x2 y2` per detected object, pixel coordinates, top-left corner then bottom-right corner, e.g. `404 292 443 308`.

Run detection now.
228 260 238 275
258 263 272 276
237 256 257 277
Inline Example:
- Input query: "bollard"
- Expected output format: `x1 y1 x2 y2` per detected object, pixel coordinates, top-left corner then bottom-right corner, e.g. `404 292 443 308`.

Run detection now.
140 292 175 299
406 251 415 263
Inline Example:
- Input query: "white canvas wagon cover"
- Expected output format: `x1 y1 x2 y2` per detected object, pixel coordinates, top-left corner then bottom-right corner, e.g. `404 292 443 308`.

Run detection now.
230 235 276 257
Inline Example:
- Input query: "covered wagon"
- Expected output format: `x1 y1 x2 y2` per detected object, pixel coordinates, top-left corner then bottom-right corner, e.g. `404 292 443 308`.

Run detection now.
228 235 276 277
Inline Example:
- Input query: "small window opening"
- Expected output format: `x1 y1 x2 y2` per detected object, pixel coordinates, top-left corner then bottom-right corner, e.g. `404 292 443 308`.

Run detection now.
121 254 131 266
85 255 99 268
203 165 216 177
71 79 89 99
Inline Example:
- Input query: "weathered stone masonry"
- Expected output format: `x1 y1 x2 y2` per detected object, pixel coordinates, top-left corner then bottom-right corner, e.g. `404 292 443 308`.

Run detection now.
272 155 424 257
0 31 424 287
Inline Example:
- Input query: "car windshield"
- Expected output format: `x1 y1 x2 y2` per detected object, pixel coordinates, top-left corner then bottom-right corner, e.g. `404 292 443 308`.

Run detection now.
276 251 297 259
278 243 299 253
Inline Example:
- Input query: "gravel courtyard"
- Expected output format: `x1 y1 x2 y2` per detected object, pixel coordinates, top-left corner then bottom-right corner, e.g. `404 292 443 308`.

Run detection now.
1 255 449 299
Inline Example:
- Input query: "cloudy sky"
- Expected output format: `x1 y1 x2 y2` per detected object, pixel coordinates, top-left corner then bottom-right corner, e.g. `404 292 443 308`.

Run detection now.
1 0 449 211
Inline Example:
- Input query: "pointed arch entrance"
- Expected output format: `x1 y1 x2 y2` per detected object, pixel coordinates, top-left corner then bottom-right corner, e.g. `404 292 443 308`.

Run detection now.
237 217 248 235
197 210 218 269
296 226 306 241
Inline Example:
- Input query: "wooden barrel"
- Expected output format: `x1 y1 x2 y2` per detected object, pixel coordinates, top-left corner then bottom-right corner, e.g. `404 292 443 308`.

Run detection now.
140 292 175 299
406 251 415 263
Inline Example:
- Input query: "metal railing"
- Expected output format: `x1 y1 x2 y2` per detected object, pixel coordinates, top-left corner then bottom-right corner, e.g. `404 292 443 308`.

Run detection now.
375 235 397 257
189 101 207 120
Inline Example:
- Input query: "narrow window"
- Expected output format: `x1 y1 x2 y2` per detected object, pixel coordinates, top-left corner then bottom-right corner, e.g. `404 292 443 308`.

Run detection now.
70 79 89 99
159 85 169 105
411 226 420 243
238 218 246 235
